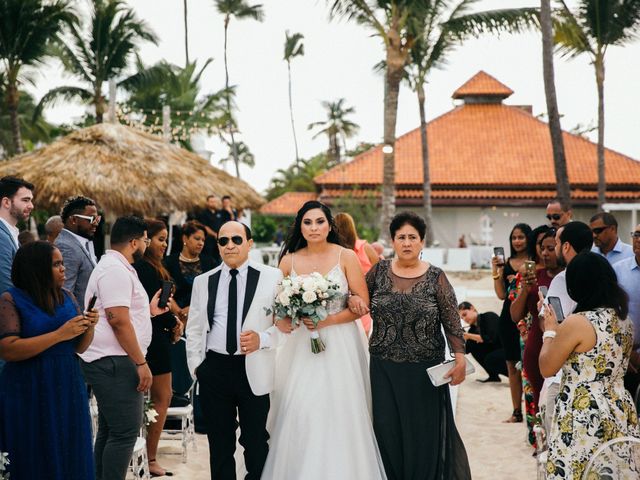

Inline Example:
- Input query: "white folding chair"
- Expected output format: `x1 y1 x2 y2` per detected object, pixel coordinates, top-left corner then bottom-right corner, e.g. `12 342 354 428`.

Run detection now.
129 430 150 480
582 436 640 480
533 410 548 480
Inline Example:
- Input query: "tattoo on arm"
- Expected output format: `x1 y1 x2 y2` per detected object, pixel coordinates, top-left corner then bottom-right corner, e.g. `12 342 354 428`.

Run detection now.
107 311 115 320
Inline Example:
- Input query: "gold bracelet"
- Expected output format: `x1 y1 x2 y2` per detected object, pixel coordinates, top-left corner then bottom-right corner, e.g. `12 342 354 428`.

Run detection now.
492 273 500 280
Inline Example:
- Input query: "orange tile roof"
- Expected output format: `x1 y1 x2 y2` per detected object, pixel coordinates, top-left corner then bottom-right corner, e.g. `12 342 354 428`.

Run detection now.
260 191 317 216
315 73 640 192
452 71 513 99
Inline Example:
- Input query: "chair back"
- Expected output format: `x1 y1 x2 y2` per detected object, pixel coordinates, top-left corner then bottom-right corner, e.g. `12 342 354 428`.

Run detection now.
581 436 640 480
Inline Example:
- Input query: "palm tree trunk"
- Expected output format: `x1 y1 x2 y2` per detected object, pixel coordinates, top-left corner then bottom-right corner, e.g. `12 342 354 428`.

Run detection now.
595 52 606 209
417 83 434 247
540 0 571 207
287 61 300 166
183 0 190 66
329 132 339 165
223 16 240 178
6 78 24 155
94 82 105 124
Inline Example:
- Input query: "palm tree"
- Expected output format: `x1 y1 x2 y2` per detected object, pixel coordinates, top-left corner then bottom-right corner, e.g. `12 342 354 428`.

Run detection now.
553 0 640 208
219 140 255 170
284 31 304 167
404 1 539 246
214 0 265 178
307 98 359 165
541 0 570 208
266 153 332 201
0 0 75 154
122 59 232 149
35 0 157 124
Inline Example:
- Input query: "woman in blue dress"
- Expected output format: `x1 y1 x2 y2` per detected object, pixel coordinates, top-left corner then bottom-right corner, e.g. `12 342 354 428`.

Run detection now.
0 241 98 479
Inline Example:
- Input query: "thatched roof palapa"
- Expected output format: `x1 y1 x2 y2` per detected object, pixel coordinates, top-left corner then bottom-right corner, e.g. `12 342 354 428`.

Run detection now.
0 123 263 216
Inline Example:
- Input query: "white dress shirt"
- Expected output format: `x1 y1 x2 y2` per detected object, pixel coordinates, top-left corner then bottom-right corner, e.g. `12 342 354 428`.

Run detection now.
63 228 97 265
0 217 19 248
206 260 249 355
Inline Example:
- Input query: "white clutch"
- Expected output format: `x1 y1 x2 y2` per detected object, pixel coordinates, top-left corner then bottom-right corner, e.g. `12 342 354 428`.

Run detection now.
426 359 475 387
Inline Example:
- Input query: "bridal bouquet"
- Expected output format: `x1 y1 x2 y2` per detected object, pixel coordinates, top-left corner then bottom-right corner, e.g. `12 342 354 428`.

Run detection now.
267 273 341 354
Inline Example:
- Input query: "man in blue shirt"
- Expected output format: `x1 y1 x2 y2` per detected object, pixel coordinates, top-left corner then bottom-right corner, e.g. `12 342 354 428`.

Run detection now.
590 212 634 264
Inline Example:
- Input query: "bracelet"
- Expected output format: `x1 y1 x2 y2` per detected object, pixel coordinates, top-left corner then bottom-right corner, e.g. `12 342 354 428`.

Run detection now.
492 273 500 280
542 330 557 341
135 361 147 367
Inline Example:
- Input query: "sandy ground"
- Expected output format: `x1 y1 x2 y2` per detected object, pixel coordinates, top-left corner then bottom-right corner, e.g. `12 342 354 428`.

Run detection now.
140 271 537 479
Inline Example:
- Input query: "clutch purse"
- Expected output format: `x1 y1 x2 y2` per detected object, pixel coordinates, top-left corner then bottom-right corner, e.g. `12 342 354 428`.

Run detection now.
426 359 475 387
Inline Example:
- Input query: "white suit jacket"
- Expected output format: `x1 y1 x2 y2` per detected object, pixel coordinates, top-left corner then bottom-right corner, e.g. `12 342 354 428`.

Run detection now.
185 260 283 396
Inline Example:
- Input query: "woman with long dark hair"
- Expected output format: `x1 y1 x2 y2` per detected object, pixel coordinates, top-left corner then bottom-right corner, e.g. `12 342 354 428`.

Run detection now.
0 241 98 479
492 222 532 423
133 219 183 477
540 252 640 479
262 201 386 479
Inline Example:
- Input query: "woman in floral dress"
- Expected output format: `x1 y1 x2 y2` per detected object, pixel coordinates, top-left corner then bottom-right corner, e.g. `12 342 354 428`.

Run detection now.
539 252 639 479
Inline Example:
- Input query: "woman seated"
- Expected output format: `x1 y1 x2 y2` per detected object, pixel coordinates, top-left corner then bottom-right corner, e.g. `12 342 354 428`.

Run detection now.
540 252 640 479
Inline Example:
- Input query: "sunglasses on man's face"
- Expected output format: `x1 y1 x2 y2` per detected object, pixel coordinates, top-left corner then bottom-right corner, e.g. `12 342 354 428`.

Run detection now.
73 214 101 225
218 235 244 247
591 226 611 235
546 214 562 221
631 232 640 239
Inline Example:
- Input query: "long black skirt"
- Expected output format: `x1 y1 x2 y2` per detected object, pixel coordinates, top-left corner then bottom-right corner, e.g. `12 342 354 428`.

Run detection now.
370 356 472 480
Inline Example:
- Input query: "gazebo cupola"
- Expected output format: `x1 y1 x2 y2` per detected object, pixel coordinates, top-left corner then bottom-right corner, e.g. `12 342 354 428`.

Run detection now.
452 70 514 104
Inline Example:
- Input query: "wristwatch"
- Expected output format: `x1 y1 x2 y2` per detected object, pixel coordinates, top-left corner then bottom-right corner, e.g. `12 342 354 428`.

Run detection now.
542 330 557 341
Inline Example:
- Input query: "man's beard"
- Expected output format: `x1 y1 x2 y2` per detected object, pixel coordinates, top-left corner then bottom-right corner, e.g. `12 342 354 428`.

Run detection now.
9 203 28 222
132 249 144 263
556 251 567 267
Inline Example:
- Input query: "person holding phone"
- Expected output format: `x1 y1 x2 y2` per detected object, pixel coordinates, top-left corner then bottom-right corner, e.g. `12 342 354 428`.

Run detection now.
540 252 640 479
492 223 532 423
0 241 98 479
133 219 184 477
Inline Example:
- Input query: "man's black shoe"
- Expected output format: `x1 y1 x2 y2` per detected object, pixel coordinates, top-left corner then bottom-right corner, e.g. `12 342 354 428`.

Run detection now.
476 376 501 383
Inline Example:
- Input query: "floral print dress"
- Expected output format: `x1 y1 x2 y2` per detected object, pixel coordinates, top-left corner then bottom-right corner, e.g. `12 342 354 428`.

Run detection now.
546 308 640 480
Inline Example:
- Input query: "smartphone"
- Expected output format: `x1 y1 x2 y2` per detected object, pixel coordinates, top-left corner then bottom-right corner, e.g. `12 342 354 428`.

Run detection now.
524 260 536 273
86 294 98 311
493 247 505 266
158 281 173 309
539 286 548 298
548 296 565 323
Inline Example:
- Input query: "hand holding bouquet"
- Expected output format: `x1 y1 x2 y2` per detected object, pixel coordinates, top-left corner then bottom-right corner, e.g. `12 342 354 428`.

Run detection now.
267 273 341 353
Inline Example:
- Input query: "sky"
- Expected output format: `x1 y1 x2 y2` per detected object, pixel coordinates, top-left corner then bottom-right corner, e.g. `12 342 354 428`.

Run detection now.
29 0 640 195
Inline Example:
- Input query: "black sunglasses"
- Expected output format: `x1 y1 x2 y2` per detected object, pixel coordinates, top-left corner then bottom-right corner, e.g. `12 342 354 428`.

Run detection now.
632 232 640 239
546 214 562 221
218 235 244 246
591 226 611 235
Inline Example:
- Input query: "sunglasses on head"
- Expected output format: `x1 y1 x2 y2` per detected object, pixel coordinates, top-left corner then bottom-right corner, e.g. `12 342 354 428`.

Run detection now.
546 214 562 221
591 226 611 235
218 235 243 246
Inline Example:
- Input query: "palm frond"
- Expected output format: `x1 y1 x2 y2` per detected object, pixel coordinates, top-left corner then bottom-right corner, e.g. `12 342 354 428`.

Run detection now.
444 7 540 40
284 31 305 61
33 85 92 121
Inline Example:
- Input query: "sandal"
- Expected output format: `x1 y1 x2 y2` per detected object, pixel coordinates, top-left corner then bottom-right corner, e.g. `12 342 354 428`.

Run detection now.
503 408 523 423
149 459 173 477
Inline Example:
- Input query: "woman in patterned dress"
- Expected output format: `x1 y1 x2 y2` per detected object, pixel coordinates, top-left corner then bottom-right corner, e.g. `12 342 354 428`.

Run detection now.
540 252 640 479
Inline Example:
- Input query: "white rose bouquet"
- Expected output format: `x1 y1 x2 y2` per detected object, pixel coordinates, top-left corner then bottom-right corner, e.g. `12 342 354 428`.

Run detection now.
267 272 341 353
0 451 9 480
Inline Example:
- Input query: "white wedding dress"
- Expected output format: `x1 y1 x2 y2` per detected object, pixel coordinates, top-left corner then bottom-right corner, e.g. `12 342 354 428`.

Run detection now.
261 258 387 480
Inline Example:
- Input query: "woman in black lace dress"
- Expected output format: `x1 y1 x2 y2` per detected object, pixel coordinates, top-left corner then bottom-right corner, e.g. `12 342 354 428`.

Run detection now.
366 212 471 480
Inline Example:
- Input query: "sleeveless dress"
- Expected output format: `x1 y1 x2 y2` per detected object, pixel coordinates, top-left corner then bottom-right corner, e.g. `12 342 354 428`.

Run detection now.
0 288 95 479
546 308 640 480
261 253 387 480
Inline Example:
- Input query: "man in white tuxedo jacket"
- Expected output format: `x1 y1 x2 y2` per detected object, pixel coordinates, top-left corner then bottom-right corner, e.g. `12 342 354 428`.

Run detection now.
186 221 282 480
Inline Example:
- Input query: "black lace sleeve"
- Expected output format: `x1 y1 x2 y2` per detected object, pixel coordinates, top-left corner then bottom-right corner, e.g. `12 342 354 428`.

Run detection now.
435 270 466 354
0 292 21 340
365 261 381 300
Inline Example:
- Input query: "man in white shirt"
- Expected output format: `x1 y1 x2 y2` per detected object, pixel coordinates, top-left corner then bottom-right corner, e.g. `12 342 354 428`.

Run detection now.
55 196 100 309
186 221 282 480
0 176 34 294
590 212 634 265
79 216 166 480
539 221 593 435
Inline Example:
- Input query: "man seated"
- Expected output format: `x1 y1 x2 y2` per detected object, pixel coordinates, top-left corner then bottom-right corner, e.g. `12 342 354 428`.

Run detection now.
458 301 507 383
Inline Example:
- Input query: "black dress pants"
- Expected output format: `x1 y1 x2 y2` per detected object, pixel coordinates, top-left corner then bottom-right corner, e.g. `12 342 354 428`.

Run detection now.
196 351 270 480
469 346 508 379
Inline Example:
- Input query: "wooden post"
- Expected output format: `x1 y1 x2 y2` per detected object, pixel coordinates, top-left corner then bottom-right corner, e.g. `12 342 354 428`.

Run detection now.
108 79 117 123
162 105 171 141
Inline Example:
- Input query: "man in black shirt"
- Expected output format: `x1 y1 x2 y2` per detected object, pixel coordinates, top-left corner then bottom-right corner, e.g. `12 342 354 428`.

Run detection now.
197 195 223 258
458 301 507 383
219 195 237 225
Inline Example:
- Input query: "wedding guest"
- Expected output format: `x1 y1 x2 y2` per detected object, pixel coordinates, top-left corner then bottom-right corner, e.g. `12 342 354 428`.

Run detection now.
263 201 386 479
197 195 223 259
590 211 634 264
164 221 218 325
17 230 36 246
458 301 506 383
546 199 572 229
220 195 237 225
133 219 184 477
0 241 98 479
186 221 282 480
334 212 379 335
45 214 64 243
366 211 471 480
540 252 640 479
492 223 531 423
79 216 167 480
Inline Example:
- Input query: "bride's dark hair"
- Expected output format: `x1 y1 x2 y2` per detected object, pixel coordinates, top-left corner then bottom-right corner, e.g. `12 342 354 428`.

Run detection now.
279 201 343 261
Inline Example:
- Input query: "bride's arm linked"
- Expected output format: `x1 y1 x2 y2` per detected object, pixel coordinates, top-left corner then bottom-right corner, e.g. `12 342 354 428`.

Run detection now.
305 249 369 331
274 254 297 334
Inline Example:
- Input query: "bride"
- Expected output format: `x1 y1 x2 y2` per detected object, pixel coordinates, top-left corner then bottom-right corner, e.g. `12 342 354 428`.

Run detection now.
261 201 386 480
